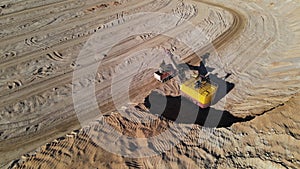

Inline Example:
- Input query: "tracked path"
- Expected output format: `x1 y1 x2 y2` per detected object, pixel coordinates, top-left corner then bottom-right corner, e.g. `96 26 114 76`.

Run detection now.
0 0 246 166
3 0 300 168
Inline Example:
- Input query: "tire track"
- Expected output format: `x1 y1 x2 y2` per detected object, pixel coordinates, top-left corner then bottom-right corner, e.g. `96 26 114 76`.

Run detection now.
0 0 246 166
0 0 172 98
0 0 236 118
0 0 67 16
0 0 129 40
0 0 159 64
0 0 242 128
0 0 85 37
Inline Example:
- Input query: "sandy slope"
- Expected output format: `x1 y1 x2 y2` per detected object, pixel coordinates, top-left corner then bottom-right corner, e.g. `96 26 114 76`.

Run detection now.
0 0 299 168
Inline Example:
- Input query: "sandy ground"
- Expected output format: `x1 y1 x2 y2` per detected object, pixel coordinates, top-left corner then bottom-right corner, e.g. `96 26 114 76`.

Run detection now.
0 0 299 168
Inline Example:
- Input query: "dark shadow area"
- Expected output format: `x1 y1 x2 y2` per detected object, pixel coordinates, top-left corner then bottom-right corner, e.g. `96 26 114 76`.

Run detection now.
144 91 254 128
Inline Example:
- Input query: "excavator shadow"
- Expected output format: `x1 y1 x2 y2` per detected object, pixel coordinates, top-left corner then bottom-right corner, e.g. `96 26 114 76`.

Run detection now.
144 91 254 128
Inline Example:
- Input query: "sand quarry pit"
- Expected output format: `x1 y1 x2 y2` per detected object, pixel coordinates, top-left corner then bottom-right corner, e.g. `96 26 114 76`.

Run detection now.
0 0 300 168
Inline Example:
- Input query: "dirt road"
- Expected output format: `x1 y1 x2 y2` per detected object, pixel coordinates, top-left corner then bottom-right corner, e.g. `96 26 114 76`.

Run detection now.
1 0 299 168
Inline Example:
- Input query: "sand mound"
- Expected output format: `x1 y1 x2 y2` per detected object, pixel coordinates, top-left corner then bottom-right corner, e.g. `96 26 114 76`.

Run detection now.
0 0 299 168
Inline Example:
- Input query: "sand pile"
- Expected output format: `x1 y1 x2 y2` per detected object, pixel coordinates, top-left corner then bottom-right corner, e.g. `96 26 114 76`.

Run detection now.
0 0 299 168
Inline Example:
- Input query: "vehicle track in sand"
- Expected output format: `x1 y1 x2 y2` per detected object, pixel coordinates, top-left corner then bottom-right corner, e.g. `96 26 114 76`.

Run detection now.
181 0 245 67
0 0 158 63
0 0 246 166
4 0 300 168
0 0 241 102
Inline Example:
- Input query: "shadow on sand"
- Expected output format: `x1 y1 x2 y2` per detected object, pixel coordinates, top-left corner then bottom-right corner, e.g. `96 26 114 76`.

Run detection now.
144 91 254 128
143 52 253 128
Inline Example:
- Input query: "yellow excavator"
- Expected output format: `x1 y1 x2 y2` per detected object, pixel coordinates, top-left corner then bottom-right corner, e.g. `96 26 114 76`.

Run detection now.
180 53 218 108
180 75 218 108
154 49 218 108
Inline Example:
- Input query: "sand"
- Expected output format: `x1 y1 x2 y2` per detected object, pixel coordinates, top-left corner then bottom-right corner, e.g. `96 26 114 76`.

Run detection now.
0 0 299 168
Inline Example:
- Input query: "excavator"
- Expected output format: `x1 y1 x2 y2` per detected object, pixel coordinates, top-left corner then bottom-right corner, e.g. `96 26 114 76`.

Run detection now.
154 49 218 108
181 53 218 108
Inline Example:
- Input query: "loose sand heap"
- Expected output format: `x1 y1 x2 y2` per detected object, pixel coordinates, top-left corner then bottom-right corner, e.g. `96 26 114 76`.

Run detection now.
0 0 299 168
